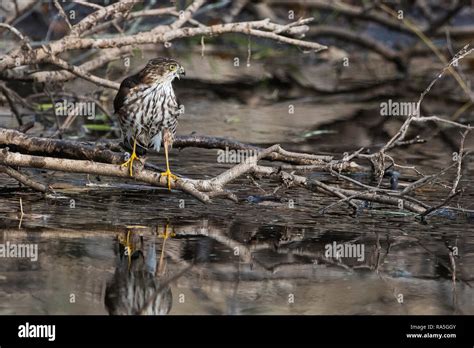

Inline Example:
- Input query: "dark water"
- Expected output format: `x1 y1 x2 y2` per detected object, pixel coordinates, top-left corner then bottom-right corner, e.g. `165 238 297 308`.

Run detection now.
0 144 473 315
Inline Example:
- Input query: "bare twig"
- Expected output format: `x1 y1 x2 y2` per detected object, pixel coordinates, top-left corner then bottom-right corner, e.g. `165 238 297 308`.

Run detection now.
18 197 23 229
71 0 104 10
451 130 470 195
0 18 325 73
0 164 49 193
53 0 72 31
418 190 462 219
44 54 120 90
170 0 206 29
0 23 33 51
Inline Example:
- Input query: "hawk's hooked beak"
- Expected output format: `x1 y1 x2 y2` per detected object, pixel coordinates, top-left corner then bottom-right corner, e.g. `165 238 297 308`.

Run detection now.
178 66 185 79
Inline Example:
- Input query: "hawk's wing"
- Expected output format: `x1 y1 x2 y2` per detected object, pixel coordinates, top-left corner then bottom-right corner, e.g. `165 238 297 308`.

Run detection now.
114 73 141 114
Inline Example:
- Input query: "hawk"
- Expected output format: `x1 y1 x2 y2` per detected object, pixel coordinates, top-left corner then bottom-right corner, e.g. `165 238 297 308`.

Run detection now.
114 57 185 189
105 231 173 315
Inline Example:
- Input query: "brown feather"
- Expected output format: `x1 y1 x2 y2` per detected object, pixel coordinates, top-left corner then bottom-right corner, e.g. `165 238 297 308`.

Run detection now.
114 73 141 114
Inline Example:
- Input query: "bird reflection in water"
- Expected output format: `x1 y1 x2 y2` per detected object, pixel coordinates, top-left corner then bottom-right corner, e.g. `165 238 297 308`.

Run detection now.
105 225 177 315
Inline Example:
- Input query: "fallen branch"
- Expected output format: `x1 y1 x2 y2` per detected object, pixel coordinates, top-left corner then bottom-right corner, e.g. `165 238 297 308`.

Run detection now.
0 128 361 169
0 148 211 202
0 129 432 215
0 1 326 75
0 164 50 193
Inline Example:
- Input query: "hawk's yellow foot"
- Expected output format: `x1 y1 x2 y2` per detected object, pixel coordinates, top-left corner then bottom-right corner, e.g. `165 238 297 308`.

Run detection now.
121 138 140 177
161 136 177 190
160 169 178 190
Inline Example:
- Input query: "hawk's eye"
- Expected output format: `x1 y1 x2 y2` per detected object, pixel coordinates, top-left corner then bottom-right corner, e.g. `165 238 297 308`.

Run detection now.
169 64 177 72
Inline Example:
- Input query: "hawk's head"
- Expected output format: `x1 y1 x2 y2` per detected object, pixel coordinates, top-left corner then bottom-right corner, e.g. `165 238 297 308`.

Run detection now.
139 57 185 85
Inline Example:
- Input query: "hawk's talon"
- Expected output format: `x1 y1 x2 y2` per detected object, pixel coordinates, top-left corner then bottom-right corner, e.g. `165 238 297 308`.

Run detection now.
121 151 139 177
160 169 178 190
121 138 140 176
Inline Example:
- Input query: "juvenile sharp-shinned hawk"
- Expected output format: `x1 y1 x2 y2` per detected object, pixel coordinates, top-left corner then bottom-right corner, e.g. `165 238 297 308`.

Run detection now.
114 57 185 189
